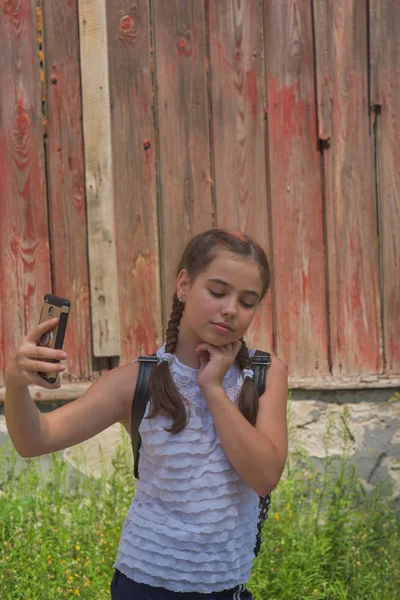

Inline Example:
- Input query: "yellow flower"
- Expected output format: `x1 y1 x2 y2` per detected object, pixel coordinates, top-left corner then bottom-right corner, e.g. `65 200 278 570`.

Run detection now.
286 503 291 510
274 547 280 552
68 576 74 582
274 514 280 521
308 474 313 480
76 545 80 551
74 590 80 596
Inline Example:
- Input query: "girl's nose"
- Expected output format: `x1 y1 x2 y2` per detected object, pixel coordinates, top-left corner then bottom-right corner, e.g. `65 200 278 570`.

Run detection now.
221 300 237 317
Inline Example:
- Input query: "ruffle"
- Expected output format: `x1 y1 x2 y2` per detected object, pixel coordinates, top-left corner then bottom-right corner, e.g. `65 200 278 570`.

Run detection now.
123 513 256 547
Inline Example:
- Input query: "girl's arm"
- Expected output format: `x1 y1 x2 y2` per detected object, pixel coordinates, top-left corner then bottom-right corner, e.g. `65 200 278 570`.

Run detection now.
5 319 138 457
199 353 288 497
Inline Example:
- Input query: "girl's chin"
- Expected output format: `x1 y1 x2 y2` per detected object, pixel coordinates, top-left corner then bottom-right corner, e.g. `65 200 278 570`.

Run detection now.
199 329 238 346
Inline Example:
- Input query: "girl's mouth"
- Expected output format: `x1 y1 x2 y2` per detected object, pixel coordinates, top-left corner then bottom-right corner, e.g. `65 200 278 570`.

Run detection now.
211 322 233 334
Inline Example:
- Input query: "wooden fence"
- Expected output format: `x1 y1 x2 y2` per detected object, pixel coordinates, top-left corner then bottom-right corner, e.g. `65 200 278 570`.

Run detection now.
1 0 399 400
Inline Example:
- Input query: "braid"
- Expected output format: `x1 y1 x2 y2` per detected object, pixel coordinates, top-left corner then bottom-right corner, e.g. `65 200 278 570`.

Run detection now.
236 337 259 426
148 293 187 433
237 338 252 370
165 294 185 353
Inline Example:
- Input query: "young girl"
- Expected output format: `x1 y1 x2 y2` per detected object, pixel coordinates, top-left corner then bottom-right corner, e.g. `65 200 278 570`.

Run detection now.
5 229 288 599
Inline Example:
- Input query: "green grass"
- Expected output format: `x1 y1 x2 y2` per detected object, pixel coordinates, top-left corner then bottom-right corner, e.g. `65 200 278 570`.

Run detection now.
0 414 399 599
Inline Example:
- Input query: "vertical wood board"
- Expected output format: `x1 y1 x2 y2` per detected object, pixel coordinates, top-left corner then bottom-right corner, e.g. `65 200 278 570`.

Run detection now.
152 0 214 325
106 0 163 359
78 0 121 357
312 0 332 142
0 0 51 385
208 0 273 353
369 0 400 374
42 0 93 378
263 0 329 376
314 0 382 375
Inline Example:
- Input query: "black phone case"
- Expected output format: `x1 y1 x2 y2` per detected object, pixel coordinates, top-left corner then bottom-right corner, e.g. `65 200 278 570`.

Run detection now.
38 294 70 384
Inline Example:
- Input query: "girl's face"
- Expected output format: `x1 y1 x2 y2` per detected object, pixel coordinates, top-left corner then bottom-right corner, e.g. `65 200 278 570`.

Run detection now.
177 252 263 346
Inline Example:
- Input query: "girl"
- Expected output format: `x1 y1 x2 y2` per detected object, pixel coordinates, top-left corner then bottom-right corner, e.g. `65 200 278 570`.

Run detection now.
5 229 288 599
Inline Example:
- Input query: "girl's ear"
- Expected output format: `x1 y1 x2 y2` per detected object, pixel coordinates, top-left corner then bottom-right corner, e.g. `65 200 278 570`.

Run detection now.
176 269 191 299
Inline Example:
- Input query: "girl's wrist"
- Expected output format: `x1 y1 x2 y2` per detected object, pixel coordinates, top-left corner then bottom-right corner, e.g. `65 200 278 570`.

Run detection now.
198 381 224 399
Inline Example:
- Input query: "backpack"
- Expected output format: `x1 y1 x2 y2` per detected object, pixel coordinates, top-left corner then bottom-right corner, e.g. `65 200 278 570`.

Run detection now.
130 350 272 557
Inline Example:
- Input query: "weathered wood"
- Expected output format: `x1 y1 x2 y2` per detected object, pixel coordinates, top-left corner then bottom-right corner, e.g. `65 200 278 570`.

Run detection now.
208 0 273 353
2 370 400 402
263 0 329 376
369 0 400 374
106 1 163 359
314 0 382 375
0 0 51 386
152 0 214 325
312 0 332 142
77 0 121 356
41 0 93 378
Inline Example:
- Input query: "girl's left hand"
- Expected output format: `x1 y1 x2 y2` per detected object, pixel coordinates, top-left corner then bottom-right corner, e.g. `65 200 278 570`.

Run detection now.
195 341 242 391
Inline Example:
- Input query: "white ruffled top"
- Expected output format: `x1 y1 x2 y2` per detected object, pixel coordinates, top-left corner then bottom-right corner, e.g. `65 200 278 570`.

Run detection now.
114 345 259 593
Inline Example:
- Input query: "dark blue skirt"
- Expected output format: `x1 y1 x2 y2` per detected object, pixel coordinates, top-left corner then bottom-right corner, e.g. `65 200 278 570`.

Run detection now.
110 570 252 599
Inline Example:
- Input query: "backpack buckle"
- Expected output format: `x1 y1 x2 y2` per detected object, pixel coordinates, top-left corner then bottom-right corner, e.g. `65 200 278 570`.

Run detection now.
252 356 271 366
139 355 159 363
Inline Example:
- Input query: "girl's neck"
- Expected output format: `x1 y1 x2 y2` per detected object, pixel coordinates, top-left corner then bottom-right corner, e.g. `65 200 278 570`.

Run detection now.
173 325 201 370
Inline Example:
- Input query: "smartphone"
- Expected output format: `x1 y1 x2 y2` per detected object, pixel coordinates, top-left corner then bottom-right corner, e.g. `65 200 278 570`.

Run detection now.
37 294 71 384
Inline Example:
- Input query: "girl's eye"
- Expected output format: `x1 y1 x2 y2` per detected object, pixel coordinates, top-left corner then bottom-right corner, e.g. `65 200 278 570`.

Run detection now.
241 301 255 309
208 290 255 309
208 290 224 298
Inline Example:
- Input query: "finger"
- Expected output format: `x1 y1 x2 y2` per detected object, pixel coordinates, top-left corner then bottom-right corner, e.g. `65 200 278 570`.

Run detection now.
20 357 66 373
26 317 59 343
29 346 67 361
28 370 61 389
195 342 217 355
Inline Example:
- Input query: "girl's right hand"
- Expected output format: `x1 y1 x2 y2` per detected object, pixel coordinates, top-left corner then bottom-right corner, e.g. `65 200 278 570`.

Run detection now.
5 318 67 390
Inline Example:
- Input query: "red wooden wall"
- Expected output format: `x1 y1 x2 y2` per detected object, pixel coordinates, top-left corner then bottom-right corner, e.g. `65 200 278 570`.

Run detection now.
0 0 399 397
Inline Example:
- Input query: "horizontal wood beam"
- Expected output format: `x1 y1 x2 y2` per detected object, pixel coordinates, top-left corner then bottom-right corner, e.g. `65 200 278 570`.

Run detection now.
1 374 400 403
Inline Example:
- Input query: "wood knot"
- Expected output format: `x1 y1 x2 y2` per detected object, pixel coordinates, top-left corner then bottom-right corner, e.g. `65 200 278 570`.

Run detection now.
120 14 134 33
143 139 151 151
177 32 193 57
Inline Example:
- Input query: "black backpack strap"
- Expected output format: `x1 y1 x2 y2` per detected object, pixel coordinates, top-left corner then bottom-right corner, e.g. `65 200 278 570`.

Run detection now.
251 349 273 557
251 350 272 396
131 354 159 479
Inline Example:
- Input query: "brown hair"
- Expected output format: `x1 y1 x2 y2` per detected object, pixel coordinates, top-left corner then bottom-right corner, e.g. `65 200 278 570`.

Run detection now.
147 229 271 433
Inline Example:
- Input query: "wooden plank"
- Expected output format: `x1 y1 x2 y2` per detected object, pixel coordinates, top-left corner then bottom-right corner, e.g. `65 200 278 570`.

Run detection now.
263 0 329 376
313 0 382 375
77 0 121 357
152 0 214 324
369 0 400 374
0 0 51 385
106 1 163 359
312 0 332 142
208 0 273 353
2 368 400 402
41 0 93 378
